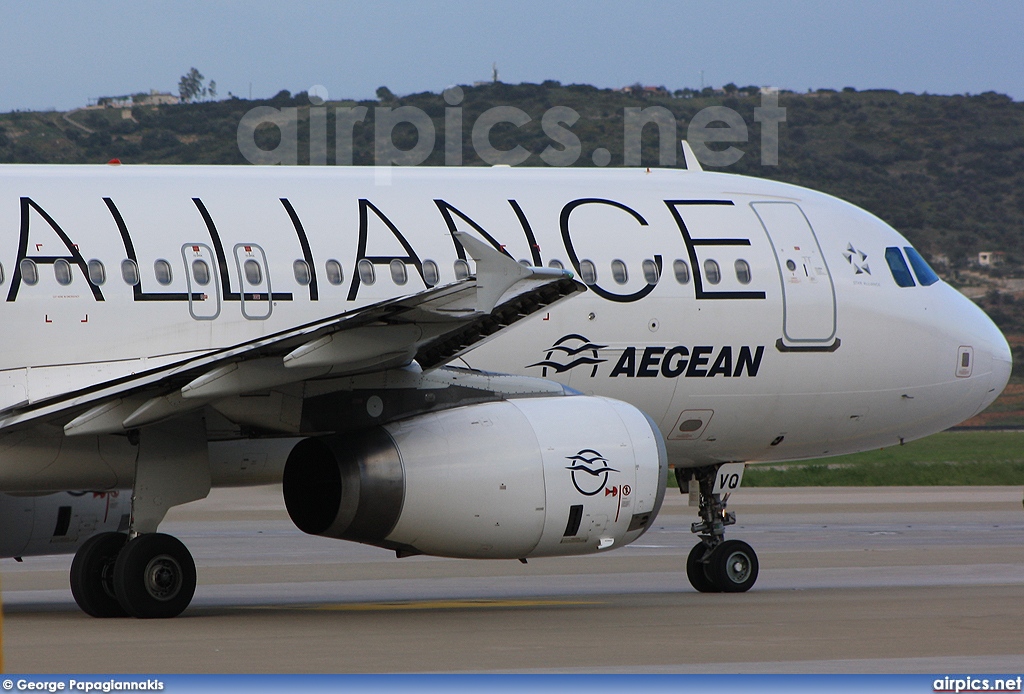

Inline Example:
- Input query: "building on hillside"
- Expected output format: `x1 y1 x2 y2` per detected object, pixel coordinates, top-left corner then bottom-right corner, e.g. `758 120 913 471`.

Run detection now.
134 90 179 106
93 95 132 109
89 90 179 109
977 251 1004 267
617 84 671 97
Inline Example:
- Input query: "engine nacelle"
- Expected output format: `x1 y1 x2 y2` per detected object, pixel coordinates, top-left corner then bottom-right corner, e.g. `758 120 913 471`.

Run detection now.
283 396 667 559
0 490 129 559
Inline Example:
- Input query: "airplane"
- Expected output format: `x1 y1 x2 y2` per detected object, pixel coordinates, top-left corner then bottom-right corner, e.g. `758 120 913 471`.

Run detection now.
0 145 1010 618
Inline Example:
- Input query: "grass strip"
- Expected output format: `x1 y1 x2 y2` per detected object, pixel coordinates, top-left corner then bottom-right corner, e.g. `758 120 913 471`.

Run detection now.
668 431 1024 487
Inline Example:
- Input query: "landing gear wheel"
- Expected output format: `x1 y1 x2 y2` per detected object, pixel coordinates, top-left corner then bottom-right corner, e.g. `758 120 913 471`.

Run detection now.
113 533 196 618
70 532 129 618
686 542 720 593
708 539 758 593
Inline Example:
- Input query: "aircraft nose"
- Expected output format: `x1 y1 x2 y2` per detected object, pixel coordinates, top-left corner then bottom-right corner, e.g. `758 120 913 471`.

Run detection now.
961 295 1012 416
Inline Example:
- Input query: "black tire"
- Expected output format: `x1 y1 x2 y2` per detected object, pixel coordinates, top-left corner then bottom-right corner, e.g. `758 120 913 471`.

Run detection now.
113 533 196 619
70 532 129 618
708 539 759 593
686 542 720 593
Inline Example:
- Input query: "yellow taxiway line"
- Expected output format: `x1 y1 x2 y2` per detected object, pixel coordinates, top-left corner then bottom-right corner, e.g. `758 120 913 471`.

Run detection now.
266 598 602 612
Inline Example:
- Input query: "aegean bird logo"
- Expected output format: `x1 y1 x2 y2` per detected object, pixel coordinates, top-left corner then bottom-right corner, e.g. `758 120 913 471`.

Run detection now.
527 333 607 377
565 449 618 496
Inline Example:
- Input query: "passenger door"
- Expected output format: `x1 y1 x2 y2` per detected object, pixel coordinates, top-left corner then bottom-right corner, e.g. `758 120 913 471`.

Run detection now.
751 202 837 346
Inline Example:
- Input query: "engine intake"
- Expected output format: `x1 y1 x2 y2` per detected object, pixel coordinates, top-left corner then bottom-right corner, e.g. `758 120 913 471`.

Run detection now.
283 395 667 559
283 428 403 546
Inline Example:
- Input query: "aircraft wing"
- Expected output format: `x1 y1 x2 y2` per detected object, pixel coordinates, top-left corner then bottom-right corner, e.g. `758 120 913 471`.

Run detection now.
0 233 583 435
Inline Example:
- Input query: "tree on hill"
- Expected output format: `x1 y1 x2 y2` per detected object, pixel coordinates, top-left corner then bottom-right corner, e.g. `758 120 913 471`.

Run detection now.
178 68 215 103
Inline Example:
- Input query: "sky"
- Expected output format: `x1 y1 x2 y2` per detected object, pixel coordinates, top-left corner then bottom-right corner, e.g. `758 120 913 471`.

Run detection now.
1 0 1022 112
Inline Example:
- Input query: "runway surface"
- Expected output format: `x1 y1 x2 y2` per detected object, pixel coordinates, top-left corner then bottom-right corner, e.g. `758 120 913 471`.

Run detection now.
2 485 1023 673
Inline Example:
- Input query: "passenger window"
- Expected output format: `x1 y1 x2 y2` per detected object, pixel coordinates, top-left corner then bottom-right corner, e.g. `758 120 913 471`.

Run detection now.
884 247 916 288
88 259 106 286
611 259 628 285
154 259 173 286
192 259 211 286
454 259 470 280
390 259 408 285
734 259 751 284
121 259 139 286
642 259 659 284
423 260 439 287
0 262 4 284
673 259 690 284
548 259 564 271
358 259 376 285
904 247 940 286
579 260 597 285
20 259 38 286
704 259 721 285
324 259 344 286
293 260 311 286
54 259 73 286
243 259 262 286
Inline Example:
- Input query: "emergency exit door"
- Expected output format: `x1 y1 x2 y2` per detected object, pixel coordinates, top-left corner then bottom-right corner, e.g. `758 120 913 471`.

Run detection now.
181 243 221 320
234 243 273 320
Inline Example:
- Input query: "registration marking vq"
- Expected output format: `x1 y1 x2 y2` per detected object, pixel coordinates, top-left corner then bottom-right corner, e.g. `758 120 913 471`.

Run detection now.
712 462 746 495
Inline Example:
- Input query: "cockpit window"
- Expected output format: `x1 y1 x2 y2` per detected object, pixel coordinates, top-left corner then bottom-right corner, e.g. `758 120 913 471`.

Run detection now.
884 247 916 288
904 247 940 286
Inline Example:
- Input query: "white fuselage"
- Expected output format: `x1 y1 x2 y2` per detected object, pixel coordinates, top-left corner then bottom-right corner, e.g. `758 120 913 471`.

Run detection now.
0 164 1010 480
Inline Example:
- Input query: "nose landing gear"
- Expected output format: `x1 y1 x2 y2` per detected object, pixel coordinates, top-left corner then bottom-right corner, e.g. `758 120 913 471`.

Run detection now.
678 464 759 593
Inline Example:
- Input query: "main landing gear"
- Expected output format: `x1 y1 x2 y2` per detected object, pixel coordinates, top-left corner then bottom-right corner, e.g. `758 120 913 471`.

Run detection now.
71 417 210 619
678 464 759 593
71 532 196 618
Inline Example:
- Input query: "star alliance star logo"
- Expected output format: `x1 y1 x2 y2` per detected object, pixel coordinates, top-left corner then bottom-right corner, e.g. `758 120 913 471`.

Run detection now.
844 243 871 275
527 334 607 377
